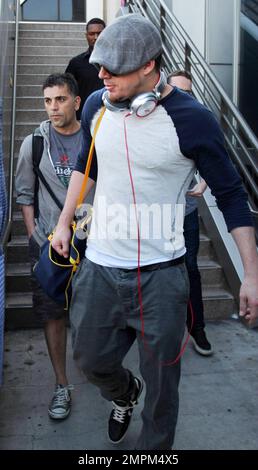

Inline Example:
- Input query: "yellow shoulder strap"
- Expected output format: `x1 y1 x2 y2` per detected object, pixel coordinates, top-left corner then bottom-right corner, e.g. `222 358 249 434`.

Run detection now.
77 106 106 206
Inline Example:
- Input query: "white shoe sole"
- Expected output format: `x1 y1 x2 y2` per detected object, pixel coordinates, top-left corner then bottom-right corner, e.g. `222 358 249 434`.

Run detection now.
48 408 71 420
192 338 213 356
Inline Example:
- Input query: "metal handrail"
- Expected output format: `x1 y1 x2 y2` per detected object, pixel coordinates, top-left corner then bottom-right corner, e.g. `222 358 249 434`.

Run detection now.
127 0 258 217
0 0 20 249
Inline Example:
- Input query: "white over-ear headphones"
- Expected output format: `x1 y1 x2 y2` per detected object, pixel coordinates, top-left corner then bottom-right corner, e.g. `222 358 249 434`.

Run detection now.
102 70 167 117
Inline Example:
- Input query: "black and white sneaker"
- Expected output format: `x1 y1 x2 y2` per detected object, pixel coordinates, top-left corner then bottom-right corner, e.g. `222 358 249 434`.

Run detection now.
48 384 73 420
191 329 213 356
108 376 143 444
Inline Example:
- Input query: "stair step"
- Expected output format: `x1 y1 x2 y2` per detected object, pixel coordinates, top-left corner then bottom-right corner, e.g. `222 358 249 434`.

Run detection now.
19 45 85 56
5 96 44 109
5 263 31 292
16 85 43 97
19 38 86 47
19 30 86 39
5 292 41 330
12 212 27 236
8 235 28 246
202 287 236 320
6 292 32 308
18 64 66 75
16 109 47 121
198 258 224 285
4 109 46 123
7 122 40 138
6 262 30 276
203 286 234 300
7 236 29 263
198 234 213 258
17 74 50 86
18 55 72 65
19 23 86 31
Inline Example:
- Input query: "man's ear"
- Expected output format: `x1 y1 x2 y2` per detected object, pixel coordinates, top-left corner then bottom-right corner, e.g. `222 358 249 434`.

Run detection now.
74 96 81 111
142 60 156 76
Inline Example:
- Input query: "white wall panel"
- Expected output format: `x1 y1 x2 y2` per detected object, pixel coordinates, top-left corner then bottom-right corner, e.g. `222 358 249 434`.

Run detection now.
86 0 104 22
207 0 234 63
172 0 206 55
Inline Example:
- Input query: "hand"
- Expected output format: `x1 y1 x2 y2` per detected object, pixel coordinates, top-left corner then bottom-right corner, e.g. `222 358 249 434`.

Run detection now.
51 225 71 258
239 275 258 326
187 181 207 198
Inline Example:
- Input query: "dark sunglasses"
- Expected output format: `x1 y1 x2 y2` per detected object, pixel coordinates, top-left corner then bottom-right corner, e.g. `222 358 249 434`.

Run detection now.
94 64 119 77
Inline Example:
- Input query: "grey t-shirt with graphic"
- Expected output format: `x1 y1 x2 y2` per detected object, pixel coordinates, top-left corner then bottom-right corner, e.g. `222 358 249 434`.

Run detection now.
50 126 83 188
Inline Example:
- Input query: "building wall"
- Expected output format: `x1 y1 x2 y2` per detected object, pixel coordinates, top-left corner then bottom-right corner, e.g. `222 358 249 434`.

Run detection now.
86 0 103 21
206 0 235 97
239 0 258 137
20 0 120 24
104 0 120 24
86 0 120 24
169 0 236 97
171 0 206 55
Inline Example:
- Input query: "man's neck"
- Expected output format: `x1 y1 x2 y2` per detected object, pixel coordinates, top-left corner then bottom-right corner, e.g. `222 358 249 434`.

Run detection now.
52 120 81 136
143 71 171 99
161 84 173 99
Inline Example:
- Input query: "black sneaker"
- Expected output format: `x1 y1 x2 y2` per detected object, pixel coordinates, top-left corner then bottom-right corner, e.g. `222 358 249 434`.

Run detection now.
191 329 213 356
108 376 143 444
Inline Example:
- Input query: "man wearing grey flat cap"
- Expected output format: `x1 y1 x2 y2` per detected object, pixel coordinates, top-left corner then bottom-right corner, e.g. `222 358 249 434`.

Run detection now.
52 13 258 450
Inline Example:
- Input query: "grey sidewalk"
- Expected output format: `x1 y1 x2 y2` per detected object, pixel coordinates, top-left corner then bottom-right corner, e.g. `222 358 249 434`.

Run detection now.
0 319 257 450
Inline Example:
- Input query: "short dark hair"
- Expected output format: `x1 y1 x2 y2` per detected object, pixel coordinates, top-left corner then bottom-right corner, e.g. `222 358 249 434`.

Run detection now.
86 18 106 30
154 54 162 72
42 73 79 97
167 69 192 82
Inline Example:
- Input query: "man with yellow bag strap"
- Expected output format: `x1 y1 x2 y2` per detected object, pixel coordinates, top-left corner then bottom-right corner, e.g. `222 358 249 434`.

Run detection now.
15 73 94 421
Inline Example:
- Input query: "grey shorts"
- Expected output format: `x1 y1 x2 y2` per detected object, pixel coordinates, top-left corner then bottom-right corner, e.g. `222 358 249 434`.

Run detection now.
29 235 66 324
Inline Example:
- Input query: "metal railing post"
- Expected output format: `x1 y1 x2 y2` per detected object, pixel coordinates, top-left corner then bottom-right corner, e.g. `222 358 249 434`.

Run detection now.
220 97 228 136
1 0 19 248
160 3 165 55
185 42 191 74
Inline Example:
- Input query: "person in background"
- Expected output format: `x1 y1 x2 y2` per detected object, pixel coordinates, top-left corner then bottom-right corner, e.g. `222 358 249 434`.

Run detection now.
52 15 258 450
15 73 83 421
65 17 106 119
168 70 212 356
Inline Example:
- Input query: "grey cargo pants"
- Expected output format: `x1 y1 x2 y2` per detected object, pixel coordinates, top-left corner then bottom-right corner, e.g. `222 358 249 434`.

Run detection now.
70 258 189 450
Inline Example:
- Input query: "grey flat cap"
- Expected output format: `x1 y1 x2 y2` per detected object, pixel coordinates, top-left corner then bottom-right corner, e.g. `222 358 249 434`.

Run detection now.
89 13 162 75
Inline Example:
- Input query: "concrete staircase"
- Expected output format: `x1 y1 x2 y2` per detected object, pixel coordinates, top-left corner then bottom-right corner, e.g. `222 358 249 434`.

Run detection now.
5 22 237 329
198 222 236 319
